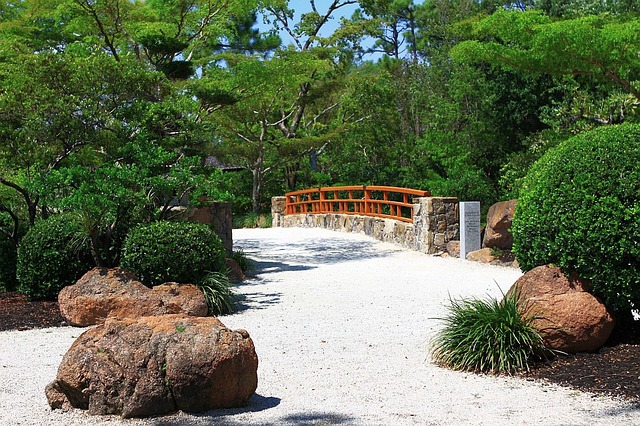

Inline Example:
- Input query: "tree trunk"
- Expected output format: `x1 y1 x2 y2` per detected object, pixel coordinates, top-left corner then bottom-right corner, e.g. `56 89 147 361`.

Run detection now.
252 168 262 214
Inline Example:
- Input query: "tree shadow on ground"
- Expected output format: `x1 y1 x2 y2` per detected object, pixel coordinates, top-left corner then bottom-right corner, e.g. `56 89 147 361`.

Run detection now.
249 259 317 274
229 235 396 312
236 237 396 267
231 288 282 312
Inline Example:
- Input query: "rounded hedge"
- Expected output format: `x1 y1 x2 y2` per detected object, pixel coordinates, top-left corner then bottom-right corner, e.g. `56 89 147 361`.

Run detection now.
120 221 226 287
512 123 640 313
16 215 93 301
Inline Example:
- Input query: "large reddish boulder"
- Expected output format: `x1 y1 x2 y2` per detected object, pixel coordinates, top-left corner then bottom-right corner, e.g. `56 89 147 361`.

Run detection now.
483 199 517 249
58 267 208 326
508 265 615 353
45 314 258 418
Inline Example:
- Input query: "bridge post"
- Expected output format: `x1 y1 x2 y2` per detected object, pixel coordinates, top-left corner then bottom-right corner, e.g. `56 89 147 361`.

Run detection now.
271 196 287 227
413 197 459 254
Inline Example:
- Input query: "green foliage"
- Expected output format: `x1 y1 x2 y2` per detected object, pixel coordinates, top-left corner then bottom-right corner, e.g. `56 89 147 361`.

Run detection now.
451 11 640 101
430 291 547 374
0 233 17 292
512 123 640 313
198 271 236 316
410 131 497 208
16 215 93 301
121 221 226 287
233 213 273 229
498 130 564 198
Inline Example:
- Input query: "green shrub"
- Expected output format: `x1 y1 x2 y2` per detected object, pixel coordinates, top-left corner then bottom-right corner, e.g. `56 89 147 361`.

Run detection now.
233 213 272 229
430 291 547 374
512 123 640 313
0 234 17 292
198 271 235 315
121 221 226 287
16 215 93 300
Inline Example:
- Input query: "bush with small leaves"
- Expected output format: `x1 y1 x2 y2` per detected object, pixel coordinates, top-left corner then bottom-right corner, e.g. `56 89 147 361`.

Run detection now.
121 221 226 287
512 123 640 314
16 215 93 300
430 291 548 375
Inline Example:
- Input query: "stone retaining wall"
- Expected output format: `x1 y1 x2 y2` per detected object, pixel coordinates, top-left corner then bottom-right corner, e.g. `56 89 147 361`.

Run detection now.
177 202 233 253
271 196 459 254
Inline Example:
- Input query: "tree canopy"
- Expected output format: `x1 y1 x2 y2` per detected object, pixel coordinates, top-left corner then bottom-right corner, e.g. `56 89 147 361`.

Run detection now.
2 0 640 291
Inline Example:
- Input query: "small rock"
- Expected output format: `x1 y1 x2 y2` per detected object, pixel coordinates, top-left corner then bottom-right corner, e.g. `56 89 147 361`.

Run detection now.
225 258 246 282
466 248 496 263
446 241 460 258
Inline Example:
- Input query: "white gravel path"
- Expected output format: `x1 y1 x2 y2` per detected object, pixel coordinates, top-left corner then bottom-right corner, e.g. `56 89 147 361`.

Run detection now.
1 227 639 425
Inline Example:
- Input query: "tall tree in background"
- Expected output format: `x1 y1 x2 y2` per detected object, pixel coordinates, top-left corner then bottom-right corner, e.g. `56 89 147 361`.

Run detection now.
194 0 367 212
450 8 640 194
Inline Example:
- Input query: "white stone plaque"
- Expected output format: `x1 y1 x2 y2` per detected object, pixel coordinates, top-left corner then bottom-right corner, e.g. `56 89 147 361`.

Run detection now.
460 202 481 260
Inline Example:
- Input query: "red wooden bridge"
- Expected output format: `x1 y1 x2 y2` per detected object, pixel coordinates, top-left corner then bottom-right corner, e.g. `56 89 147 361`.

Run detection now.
285 185 431 223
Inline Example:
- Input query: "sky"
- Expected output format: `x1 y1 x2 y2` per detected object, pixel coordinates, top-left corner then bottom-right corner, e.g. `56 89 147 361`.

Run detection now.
259 0 360 46
261 0 425 58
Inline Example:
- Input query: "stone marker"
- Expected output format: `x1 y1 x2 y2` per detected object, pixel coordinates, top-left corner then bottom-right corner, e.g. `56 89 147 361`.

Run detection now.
459 201 481 260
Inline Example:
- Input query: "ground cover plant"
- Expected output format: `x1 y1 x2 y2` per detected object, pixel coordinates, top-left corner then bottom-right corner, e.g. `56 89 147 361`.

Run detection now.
431 291 548 375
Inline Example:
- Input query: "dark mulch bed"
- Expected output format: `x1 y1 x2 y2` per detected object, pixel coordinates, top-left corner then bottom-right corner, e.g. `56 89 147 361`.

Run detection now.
1 292 639 403
519 323 640 403
522 344 640 403
0 292 67 331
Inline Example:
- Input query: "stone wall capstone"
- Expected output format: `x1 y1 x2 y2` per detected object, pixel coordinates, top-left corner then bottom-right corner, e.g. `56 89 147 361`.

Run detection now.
271 196 287 228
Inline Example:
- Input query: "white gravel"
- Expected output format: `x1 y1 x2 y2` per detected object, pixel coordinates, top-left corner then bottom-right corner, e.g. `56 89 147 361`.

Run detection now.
1 227 639 426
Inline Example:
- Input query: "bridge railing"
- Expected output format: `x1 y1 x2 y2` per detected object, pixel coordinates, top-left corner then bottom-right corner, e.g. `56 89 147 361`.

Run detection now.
285 185 431 223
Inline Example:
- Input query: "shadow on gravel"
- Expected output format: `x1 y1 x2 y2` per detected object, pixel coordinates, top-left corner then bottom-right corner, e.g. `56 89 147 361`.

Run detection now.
236 237 395 267
157 409 355 426
148 395 282 425
251 260 317 274
278 412 356 425
232 290 282 312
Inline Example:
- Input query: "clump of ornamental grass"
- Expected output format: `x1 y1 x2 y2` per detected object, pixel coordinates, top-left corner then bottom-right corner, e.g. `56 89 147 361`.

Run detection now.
430 290 548 375
198 271 236 316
